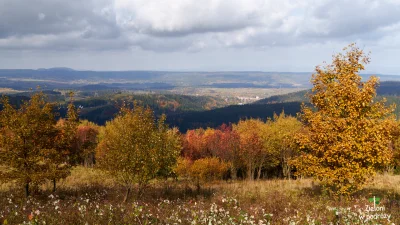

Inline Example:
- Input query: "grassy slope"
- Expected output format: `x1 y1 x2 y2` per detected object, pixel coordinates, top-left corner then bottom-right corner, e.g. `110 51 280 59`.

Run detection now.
0 166 399 224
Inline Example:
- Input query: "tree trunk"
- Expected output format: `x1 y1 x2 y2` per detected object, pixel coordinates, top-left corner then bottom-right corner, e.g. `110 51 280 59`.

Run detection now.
247 168 252 181
196 180 201 193
25 182 30 197
53 178 57 192
123 187 131 203
230 167 237 180
247 167 254 181
257 166 262 180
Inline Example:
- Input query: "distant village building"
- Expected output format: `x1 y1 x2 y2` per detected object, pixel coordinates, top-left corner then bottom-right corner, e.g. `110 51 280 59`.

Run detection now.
237 96 260 104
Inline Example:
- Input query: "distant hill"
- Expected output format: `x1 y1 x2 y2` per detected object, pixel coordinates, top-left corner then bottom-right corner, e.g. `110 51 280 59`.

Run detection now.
166 102 303 132
2 77 400 132
254 81 400 104
253 90 309 104
0 69 399 91
377 81 400 96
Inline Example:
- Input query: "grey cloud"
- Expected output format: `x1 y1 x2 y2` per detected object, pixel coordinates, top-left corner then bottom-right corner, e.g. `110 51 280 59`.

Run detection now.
114 0 287 37
301 0 400 39
0 0 118 39
1 0 400 54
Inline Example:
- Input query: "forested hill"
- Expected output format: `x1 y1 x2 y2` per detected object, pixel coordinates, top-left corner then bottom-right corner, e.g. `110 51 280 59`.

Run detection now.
253 90 308 104
2 81 400 132
254 81 400 104
169 81 400 132
166 102 302 132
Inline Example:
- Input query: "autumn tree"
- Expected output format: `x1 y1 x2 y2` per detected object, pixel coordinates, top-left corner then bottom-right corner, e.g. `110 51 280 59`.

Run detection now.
182 128 206 160
175 157 229 191
390 121 400 173
46 94 79 192
96 102 181 201
293 44 396 196
215 124 241 180
265 112 302 179
234 119 265 180
182 125 242 179
155 117 182 179
0 92 60 196
76 120 100 167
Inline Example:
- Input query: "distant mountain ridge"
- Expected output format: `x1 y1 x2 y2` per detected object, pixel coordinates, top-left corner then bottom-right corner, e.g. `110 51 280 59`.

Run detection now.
0 69 399 91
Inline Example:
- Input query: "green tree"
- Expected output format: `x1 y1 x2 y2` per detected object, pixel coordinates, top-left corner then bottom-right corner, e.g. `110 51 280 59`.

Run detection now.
96 102 180 201
0 92 59 196
293 44 396 196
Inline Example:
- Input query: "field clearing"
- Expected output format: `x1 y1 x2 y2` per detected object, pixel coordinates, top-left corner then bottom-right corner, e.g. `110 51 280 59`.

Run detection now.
0 88 23 94
1 167 400 224
166 87 306 102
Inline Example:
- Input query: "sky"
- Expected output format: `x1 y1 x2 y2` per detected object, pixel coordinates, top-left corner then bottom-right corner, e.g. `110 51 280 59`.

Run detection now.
1 0 400 74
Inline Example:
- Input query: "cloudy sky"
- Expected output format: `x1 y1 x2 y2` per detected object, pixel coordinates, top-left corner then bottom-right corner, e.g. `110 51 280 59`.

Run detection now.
1 0 400 74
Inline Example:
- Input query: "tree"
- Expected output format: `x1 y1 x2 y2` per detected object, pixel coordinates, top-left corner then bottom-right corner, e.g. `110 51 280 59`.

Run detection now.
293 44 396 196
233 119 265 180
182 125 242 180
265 112 302 179
182 128 207 160
46 94 79 192
390 121 400 174
0 92 59 196
76 120 100 167
215 124 241 180
96 102 180 201
175 157 229 191
155 117 182 179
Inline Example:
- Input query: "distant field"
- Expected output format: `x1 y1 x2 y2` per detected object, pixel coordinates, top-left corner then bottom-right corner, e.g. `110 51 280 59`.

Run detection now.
0 88 23 94
166 87 306 104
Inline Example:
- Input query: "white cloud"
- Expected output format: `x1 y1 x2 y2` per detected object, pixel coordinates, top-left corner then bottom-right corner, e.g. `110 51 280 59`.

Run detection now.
38 13 46 21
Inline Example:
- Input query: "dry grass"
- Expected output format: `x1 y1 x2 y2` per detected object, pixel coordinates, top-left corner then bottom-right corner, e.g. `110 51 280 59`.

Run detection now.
1 167 400 224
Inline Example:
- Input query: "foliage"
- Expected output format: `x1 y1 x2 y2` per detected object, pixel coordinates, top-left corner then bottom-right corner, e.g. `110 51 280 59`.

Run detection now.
293 44 397 196
0 92 69 196
175 157 229 190
264 112 302 179
75 120 100 167
182 117 302 181
156 124 182 179
47 93 79 192
190 157 229 183
391 121 400 174
96 102 180 200
233 119 266 180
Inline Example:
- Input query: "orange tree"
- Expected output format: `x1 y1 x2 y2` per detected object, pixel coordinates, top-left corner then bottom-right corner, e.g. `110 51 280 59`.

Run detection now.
293 44 397 196
174 157 229 191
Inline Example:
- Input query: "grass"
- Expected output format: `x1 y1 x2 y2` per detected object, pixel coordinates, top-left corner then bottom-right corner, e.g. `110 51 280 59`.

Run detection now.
1 167 399 224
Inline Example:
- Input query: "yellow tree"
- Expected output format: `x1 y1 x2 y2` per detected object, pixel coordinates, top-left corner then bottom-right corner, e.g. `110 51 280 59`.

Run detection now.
265 112 302 179
174 157 229 191
96 102 181 201
293 44 396 196
0 92 59 197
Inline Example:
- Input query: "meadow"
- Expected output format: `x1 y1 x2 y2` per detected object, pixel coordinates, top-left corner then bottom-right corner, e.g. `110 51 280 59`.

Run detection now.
1 166 399 225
